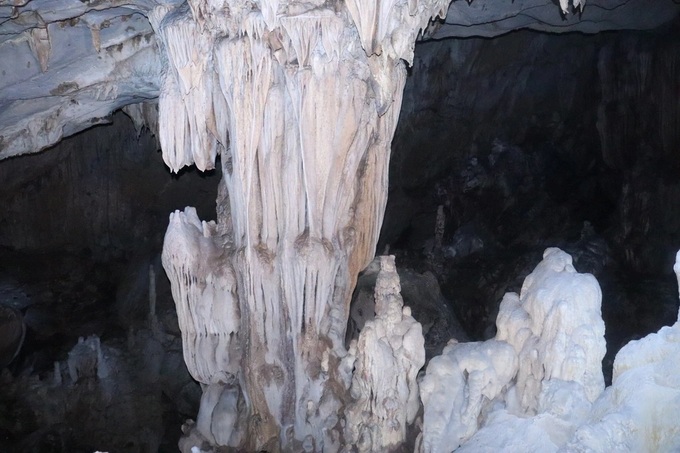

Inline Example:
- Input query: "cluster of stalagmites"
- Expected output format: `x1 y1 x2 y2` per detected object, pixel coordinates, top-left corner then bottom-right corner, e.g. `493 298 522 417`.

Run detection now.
169 242 680 452
416 248 680 453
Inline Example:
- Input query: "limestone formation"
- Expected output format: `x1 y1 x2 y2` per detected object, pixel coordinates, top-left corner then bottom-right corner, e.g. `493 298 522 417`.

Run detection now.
157 1 447 450
561 250 680 452
345 256 425 452
2 1 680 452
420 248 606 452
2 1 677 158
415 248 680 452
0 3 162 159
502 247 606 413
419 338 517 452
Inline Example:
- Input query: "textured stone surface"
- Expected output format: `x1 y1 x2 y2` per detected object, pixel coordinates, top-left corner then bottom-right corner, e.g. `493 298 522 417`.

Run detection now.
345 256 425 452
348 258 468 360
156 1 448 450
2 1 680 452
419 248 605 452
433 0 680 38
0 1 164 158
1 1 678 159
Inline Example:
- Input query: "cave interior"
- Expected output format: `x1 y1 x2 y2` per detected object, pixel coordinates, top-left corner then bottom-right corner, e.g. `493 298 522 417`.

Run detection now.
1 1 680 452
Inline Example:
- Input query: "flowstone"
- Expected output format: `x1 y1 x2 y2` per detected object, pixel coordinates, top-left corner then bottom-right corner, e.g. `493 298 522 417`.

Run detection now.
561 250 680 452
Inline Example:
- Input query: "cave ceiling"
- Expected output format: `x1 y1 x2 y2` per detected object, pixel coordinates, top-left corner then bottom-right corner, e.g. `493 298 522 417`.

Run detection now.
0 0 678 160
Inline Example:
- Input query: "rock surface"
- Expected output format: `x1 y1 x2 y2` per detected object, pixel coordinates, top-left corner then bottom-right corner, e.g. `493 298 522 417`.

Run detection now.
1 1 679 452
348 258 468 360
421 248 680 452
2 1 677 159
419 248 606 452
382 23 680 381
0 1 163 158
156 1 449 450
433 0 680 39
346 256 425 452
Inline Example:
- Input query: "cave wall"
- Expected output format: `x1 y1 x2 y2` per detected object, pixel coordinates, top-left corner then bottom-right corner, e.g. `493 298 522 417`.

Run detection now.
384 30 604 252
0 111 219 258
597 32 680 275
381 24 680 359
385 24 680 274
0 110 215 451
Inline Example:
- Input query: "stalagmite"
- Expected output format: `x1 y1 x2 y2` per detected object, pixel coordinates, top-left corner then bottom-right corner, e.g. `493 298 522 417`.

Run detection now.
561 250 680 452
418 339 517 452
156 0 448 450
345 255 425 452
503 247 606 413
420 248 606 452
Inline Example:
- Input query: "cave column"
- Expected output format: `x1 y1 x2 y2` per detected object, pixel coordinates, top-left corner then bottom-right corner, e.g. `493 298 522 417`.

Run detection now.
154 1 449 450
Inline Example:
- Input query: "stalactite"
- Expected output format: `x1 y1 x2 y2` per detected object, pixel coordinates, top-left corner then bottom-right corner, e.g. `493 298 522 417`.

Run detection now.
156 1 449 450
162 207 241 386
559 0 586 15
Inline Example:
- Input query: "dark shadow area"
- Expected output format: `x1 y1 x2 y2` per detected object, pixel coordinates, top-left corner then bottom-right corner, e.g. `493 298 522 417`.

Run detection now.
0 111 219 452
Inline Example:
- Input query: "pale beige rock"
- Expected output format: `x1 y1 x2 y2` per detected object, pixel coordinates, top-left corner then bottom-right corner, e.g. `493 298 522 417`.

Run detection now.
345 256 425 452
157 1 447 450
419 339 517 452
510 248 606 413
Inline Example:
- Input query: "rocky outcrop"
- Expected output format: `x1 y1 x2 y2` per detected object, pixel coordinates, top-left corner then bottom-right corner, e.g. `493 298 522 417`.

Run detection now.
0 2 162 159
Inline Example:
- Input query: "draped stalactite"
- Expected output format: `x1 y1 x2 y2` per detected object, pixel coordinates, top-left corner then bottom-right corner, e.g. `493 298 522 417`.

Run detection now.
156 0 448 450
